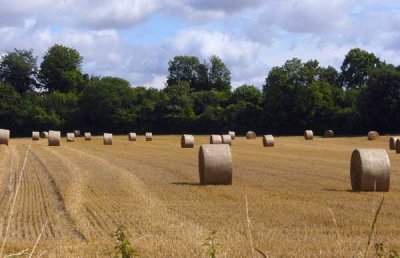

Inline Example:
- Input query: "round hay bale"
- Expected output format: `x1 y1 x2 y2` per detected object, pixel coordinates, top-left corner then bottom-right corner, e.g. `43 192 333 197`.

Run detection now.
0 129 10 146
350 149 390 192
210 135 222 144
128 132 137 141
40 131 48 138
246 131 256 139
324 130 335 138
368 131 379 140
84 132 91 141
221 134 232 145
396 139 400 154
146 132 152 141
103 133 112 145
228 131 236 140
199 144 232 185
181 134 194 148
74 130 81 137
304 130 314 140
48 131 61 146
66 133 75 142
389 137 399 150
263 135 274 147
32 131 40 141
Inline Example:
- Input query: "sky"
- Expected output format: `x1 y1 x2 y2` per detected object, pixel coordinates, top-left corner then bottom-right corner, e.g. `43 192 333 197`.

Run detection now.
0 0 399 89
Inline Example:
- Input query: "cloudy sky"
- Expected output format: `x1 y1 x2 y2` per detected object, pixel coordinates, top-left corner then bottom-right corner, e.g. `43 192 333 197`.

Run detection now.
0 0 399 88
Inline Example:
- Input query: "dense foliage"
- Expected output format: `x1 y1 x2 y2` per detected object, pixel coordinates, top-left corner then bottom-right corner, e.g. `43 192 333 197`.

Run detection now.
1 45 399 136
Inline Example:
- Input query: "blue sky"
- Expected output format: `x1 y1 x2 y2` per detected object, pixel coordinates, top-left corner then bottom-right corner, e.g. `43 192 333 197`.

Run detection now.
0 0 399 88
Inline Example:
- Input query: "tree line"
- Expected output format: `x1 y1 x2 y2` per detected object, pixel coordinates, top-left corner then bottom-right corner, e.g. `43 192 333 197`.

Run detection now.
1 44 399 136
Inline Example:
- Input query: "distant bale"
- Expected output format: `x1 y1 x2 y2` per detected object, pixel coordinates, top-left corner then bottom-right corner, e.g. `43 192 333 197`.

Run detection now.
199 144 232 185
324 130 335 138
128 133 137 141
0 129 10 146
396 139 400 154
74 130 81 137
210 135 222 144
103 133 112 145
181 134 194 148
221 134 232 145
304 130 314 140
350 149 390 192
146 132 152 141
66 133 75 142
84 132 91 141
389 137 399 150
228 131 236 140
40 131 48 138
48 131 61 146
32 131 40 141
263 135 275 147
246 131 256 139
368 131 379 140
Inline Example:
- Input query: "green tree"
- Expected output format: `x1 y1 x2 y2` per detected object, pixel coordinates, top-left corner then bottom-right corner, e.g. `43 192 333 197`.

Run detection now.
0 49 38 94
208 55 231 92
167 56 200 90
0 83 21 129
230 85 261 104
39 44 84 93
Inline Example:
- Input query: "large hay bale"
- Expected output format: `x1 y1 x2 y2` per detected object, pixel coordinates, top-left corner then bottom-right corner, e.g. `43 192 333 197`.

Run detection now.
0 129 10 146
389 137 399 150
181 134 194 148
128 133 137 141
350 149 390 192
246 131 256 139
66 133 75 142
103 133 112 145
263 135 274 147
304 130 314 140
84 132 91 141
228 131 236 140
40 131 48 138
324 130 335 138
368 131 379 140
199 144 232 185
32 131 40 141
48 131 61 146
210 135 222 144
146 132 152 141
221 134 232 145
74 130 81 137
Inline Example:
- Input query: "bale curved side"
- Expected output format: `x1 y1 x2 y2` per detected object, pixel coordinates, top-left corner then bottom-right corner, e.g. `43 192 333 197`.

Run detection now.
66 133 75 142
103 133 113 145
228 131 236 140
0 129 10 146
246 131 256 139
32 131 40 141
304 130 314 140
48 131 61 146
263 135 274 147
324 130 335 138
146 132 153 141
181 134 194 148
396 139 400 154
221 135 232 145
199 144 232 185
350 149 390 192
210 135 222 144
129 133 137 141
84 132 92 141
390 137 399 150
368 131 379 140
74 130 81 137
40 131 48 138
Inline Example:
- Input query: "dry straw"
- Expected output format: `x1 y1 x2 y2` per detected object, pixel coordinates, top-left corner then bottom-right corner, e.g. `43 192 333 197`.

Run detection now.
199 144 232 185
367 131 379 140
40 131 48 138
0 129 10 146
32 131 39 141
389 137 398 150
84 132 91 141
222 134 232 145
74 130 81 137
103 133 113 145
350 149 390 192
181 134 194 148
146 132 152 141
246 131 256 139
228 131 236 140
324 130 335 138
48 131 60 146
304 130 314 140
263 135 274 147
66 133 75 142
129 132 137 141
210 134 222 144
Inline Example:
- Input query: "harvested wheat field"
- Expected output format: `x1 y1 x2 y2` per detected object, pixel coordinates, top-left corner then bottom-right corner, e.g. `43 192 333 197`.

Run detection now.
0 135 400 257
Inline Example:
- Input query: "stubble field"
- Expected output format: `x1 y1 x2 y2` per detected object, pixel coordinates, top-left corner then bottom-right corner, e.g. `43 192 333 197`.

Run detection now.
0 135 399 257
